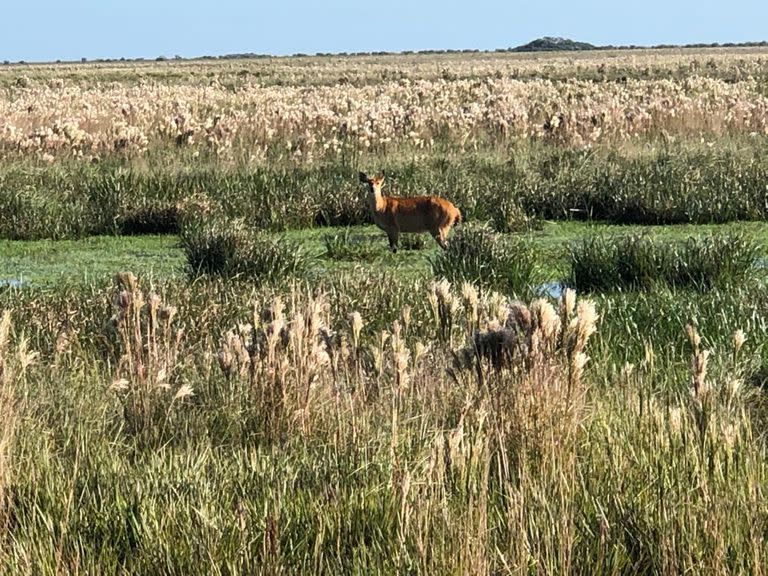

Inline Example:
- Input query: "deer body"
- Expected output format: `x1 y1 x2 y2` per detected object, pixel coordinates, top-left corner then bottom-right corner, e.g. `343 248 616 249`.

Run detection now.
359 172 461 252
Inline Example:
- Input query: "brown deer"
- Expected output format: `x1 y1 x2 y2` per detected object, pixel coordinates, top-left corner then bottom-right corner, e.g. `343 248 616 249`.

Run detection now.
359 172 462 252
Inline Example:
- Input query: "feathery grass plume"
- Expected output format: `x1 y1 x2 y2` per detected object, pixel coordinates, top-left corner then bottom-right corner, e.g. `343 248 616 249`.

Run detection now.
172 384 194 402
401 305 412 335
569 351 590 389
530 298 561 352
685 322 714 446
451 290 597 499
348 310 364 382
15 336 39 375
216 342 234 380
217 329 250 380
390 321 410 392
219 288 338 439
691 348 711 401
619 362 635 386
0 311 11 385
668 406 683 434
563 297 598 358
485 290 511 327
460 282 480 332
455 288 599 395
506 300 533 336
108 273 188 442
733 329 746 355
573 300 599 355
372 331 390 383
429 279 458 343
412 341 428 366
349 311 364 350
559 287 576 344
686 324 709 394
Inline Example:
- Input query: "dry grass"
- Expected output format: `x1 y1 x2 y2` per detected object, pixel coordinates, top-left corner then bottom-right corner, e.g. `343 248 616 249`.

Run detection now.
0 275 762 572
2 59 767 163
108 272 190 441
0 311 25 564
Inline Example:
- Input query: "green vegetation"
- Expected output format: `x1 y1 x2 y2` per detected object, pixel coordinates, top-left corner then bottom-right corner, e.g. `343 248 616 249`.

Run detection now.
2 49 768 573
0 235 183 285
511 36 598 52
180 219 311 282
431 224 540 294
570 232 762 291
3 142 768 241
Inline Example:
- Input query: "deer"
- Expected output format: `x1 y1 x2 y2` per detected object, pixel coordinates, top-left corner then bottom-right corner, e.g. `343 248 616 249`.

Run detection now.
359 172 462 252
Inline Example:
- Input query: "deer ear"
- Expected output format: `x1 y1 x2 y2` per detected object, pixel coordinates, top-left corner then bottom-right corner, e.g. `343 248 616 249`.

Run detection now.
376 173 385 184
358 172 369 183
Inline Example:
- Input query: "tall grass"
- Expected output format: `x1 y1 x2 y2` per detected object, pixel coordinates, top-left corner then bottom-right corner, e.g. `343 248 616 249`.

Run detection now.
180 219 312 282
569 232 761 292
0 310 21 552
0 277 765 572
2 141 768 239
431 224 539 296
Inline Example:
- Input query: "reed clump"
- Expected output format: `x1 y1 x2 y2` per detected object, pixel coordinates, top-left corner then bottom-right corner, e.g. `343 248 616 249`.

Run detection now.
107 272 191 441
569 232 760 292
432 224 539 295
181 219 312 282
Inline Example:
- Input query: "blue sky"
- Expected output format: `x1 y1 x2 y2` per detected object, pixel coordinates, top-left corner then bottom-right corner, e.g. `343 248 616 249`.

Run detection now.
1 1 766 62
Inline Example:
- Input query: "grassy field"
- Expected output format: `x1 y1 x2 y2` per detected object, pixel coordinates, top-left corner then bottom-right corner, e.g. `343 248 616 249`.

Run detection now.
2 48 768 574
4 220 768 286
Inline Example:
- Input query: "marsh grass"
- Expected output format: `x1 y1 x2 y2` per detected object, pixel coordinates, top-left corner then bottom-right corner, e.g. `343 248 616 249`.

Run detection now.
0 277 765 572
2 141 768 240
0 310 21 544
106 272 192 444
4 50 768 572
570 232 761 292
117 204 181 235
323 228 426 262
432 224 539 296
180 219 312 282
323 228 383 261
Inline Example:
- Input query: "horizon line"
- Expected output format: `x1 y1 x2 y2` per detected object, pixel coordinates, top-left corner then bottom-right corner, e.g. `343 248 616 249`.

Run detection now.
3 38 768 67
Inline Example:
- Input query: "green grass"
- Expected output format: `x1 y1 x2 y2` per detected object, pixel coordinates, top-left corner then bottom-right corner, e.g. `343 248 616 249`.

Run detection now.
569 232 762 292
431 224 540 295
1 272 768 573
4 220 768 288
3 140 768 240
0 235 183 286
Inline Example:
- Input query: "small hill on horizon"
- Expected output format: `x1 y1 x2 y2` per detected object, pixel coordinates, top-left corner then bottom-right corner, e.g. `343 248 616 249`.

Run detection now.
511 37 598 52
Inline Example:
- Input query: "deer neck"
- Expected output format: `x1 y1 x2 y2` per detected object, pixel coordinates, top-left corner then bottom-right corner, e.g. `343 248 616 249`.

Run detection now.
369 187 387 213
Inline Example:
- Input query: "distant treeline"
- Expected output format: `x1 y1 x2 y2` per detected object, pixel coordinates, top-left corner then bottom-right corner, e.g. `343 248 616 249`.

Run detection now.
4 39 768 66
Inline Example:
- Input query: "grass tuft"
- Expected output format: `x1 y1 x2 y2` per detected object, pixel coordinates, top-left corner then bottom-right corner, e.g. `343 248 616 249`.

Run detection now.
181 219 312 282
569 232 760 292
432 224 539 295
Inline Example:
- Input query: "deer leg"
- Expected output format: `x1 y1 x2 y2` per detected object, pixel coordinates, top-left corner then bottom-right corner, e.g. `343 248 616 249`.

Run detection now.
432 229 448 250
388 231 399 253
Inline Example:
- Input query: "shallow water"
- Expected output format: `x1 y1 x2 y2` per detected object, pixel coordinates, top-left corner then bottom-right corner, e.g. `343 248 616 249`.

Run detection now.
0 278 24 288
535 281 564 299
